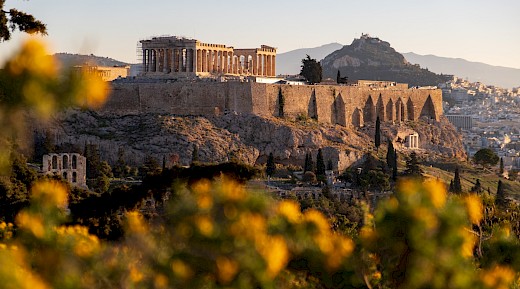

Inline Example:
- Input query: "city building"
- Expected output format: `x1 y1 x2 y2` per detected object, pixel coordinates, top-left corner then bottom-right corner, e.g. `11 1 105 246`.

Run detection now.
42 153 87 188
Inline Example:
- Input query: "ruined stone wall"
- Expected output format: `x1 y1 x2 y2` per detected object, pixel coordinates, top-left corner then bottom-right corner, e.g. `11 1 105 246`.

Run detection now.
101 82 442 126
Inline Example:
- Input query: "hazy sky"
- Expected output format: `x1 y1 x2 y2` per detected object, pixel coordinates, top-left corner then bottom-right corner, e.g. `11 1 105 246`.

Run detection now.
1 0 519 68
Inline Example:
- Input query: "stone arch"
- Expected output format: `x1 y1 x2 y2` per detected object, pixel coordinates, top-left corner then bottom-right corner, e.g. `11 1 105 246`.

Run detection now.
334 93 346 126
376 94 385 121
308 89 318 120
52 155 58 170
352 107 363 127
63 155 69 169
395 98 406 122
420 95 437 120
72 155 77 169
407 98 415 121
386 98 394 122
363 95 376 124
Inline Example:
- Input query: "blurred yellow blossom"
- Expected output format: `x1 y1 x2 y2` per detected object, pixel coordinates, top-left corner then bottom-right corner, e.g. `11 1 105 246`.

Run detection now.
480 265 515 289
171 259 193 280
257 235 289 278
126 211 148 234
219 179 246 201
195 215 214 236
277 200 301 223
16 211 45 238
154 274 169 289
304 209 329 233
8 38 57 77
464 194 483 225
325 235 354 270
460 228 477 258
216 256 239 284
31 179 68 207
74 71 110 109
423 179 447 209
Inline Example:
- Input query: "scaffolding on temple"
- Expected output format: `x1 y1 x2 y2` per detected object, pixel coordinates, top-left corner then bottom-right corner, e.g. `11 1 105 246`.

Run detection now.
135 41 143 76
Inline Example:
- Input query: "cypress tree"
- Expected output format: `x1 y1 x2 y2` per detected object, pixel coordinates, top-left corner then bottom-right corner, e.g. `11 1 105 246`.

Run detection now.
278 87 284 117
266 153 276 177
375 116 381 150
191 144 199 164
449 180 454 192
316 149 325 178
499 157 504 175
327 159 333 171
471 179 483 194
336 70 341 84
386 139 395 168
495 180 507 207
453 166 462 193
304 153 313 173
392 148 398 181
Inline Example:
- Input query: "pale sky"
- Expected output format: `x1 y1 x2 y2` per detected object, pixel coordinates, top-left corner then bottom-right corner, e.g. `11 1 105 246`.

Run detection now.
1 0 519 68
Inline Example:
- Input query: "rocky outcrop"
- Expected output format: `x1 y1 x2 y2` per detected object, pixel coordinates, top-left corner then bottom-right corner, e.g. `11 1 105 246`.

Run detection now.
321 35 450 86
35 109 466 171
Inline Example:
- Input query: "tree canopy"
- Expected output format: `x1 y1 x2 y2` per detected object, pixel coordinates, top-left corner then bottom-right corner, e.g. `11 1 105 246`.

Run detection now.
0 1 47 41
473 148 499 168
300 55 322 84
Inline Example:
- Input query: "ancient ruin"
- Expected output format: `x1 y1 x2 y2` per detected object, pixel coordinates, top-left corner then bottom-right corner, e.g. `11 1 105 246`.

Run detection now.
42 153 87 188
140 36 277 77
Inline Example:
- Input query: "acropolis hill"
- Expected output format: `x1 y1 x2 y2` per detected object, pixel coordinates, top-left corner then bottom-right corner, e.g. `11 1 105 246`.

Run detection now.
40 36 463 171
103 36 442 128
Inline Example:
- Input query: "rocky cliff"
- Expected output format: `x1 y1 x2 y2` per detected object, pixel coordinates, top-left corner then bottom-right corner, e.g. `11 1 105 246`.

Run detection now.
321 35 450 86
34 109 466 171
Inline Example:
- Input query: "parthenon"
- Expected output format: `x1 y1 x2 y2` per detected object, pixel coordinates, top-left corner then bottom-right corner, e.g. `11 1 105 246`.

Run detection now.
140 36 277 77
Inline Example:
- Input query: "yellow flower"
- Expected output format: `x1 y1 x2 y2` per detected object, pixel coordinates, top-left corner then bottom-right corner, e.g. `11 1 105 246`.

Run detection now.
75 71 110 109
192 179 211 194
257 235 289 278
326 235 354 270
277 200 301 223
196 194 213 210
0 222 6 230
129 263 143 283
460 228 477 258
126 211 148 233
16 212 45 238
216 256 239 284
8 38 58 77
171 259 193 280
219 179 246 201
31 180 68 207
423 178 447 208
464 194 483 225
154 274 169 289
304 209 330 233
195 215 214 236
480 265 515 289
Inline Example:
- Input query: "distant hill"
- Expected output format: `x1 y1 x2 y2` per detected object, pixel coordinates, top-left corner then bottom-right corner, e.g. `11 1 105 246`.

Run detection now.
321 35 450 86
53 53 141 76
403 52 520 88
276 43 343 75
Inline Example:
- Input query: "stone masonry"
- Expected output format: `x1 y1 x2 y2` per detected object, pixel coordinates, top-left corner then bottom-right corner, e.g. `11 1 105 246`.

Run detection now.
140 36 277 77
101 81 442 128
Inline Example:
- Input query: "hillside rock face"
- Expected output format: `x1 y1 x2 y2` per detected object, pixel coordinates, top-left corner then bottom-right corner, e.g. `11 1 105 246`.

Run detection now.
36 110 465 171
321 35 449 86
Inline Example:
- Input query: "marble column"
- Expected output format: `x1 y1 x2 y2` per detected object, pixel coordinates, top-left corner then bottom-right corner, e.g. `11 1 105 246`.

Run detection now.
154 49 159 72
272 55 276 76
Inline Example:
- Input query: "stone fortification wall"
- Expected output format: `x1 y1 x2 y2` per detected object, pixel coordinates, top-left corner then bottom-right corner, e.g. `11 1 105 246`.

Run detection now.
101 81 442 127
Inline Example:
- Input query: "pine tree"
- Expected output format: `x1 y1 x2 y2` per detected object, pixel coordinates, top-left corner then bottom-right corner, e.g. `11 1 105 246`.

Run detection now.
495 180 507 207
499 157 504 175
315 149 325 178
471 179 483 194
266 153 276 177
386 139 395 168
404 152 423 177
452 166 462 193
375 116 381 150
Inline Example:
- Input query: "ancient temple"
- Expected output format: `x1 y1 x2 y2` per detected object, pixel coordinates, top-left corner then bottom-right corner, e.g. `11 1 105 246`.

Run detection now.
140 36 277 77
